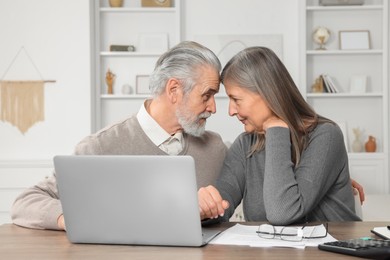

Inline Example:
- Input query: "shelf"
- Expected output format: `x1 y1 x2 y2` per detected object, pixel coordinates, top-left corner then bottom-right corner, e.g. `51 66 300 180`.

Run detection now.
306 5 383 11
100 7 176 13
306 50 383 55
93 0 182 131
101 94 151 99
300 0 389 192
100 52 161 57
348 152 385 160
307 93 383 98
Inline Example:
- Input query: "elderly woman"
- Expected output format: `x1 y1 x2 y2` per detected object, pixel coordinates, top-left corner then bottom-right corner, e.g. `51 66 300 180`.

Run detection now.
198 46 361 225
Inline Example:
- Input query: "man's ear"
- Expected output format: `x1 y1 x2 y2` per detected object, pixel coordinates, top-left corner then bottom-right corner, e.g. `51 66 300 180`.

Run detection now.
165 78 181 103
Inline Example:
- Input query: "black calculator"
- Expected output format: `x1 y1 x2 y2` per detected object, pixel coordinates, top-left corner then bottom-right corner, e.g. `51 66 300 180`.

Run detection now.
318 238 390 259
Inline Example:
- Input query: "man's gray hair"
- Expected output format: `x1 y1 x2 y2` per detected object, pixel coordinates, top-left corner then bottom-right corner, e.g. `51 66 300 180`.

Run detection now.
148 41 221 97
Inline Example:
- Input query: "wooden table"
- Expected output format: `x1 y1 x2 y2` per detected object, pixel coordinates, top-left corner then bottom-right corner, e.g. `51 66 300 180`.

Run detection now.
1 222 388 259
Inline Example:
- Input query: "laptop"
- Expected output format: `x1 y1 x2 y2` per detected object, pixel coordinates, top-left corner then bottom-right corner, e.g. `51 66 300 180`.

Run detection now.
53 155 221 247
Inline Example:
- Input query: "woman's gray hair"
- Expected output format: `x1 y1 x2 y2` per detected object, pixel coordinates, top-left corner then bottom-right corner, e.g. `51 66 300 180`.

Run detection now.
221 46 332 164
149 41 221 97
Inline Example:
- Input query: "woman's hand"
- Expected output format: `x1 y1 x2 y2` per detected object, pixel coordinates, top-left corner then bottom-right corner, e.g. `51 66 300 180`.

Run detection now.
198 185 229 220
262 116 288 132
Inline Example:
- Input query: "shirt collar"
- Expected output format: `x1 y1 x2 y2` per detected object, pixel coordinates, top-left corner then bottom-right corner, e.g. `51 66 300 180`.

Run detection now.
136 100 174 146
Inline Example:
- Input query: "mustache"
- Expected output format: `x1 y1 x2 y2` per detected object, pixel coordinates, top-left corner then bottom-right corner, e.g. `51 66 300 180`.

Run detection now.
198 112 211 120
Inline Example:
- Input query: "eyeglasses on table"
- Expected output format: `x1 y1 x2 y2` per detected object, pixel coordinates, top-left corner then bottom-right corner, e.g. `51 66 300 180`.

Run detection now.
256 223 328 242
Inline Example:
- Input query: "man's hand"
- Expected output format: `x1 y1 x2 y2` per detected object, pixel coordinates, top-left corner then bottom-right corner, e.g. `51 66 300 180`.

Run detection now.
57 214 66 230
198 185 229 220
351 179 365 204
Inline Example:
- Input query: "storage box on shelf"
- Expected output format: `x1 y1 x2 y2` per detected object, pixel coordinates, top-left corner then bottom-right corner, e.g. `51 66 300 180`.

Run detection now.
299 0 388 193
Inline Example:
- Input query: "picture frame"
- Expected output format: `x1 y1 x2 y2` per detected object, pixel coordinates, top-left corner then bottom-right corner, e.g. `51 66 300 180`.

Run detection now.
135 75 151 94
138 33 168 53
349 75 367 93
339 30 370 50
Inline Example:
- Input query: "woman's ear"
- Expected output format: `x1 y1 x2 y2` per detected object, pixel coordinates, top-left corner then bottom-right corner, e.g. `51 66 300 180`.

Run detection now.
165 78 181 103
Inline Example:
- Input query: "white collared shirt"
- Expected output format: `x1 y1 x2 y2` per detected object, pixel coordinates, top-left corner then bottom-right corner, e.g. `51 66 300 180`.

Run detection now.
136 101 184 155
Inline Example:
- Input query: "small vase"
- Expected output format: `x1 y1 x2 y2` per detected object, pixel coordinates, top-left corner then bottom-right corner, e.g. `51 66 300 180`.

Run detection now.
365 136 376 152
352 139 363 153
109 0 123 7
121 84 133 95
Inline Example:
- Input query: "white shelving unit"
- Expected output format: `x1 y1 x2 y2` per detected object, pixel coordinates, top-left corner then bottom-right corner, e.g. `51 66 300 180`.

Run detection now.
299 0 389 193
92 0 181 131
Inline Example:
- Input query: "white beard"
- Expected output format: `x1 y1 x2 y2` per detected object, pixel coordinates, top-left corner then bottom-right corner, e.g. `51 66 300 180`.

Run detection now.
176 104 211 137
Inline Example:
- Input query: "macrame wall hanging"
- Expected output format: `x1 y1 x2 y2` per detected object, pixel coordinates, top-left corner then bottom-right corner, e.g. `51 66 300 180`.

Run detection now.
0 47 55 134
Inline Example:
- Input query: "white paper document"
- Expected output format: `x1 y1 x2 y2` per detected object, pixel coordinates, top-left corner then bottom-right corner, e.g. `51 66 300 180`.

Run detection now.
371 226 390 239
210 224 337 249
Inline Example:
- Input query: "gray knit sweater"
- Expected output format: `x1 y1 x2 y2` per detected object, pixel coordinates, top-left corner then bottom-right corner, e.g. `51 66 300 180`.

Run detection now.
217 123 361 225
11 115 227 230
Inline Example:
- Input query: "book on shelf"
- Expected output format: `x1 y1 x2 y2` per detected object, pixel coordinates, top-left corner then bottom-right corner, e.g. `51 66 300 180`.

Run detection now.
320 74 340 93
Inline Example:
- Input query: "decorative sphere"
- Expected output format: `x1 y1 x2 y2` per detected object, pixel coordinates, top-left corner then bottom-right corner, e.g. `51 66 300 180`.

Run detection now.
313 27 330 44
121 84 133 95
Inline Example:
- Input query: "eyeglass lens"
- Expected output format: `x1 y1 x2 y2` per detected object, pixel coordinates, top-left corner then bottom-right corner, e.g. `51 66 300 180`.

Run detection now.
280 227 303 241
257 224 275 239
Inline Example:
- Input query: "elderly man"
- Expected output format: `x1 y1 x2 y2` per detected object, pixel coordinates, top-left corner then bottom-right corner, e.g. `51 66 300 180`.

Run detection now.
11 41 227 230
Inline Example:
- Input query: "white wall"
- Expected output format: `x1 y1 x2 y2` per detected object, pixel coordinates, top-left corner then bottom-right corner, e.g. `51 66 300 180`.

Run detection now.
0 0 92 161
183 0 300 142
184 0 299 81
